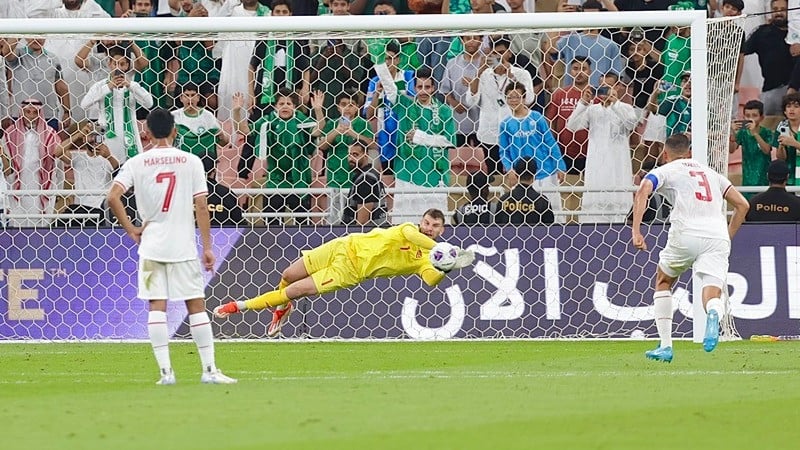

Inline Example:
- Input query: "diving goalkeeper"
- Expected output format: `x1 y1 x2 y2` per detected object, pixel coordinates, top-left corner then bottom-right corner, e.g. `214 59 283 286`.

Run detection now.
213 208 475 336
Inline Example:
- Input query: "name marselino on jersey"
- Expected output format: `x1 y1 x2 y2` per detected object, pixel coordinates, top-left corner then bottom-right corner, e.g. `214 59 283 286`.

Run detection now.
143 155 189 166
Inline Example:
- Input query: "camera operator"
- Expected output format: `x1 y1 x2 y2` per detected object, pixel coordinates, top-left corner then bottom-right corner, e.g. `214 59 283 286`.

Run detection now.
55 121 119 227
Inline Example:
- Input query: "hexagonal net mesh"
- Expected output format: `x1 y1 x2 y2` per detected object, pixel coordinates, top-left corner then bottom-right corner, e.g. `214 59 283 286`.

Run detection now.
0 11 745 340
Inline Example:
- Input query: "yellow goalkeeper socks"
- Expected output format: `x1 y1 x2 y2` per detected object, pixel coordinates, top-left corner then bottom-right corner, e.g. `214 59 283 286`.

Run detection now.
244 289 290 311
278 279 289 290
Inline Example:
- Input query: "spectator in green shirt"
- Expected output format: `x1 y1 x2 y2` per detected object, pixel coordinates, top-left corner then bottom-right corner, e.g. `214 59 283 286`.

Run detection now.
640 25 691 164
317 90 375 224
375 61 456 223
655 71 692 140
172 85 248 162
772 92 800 186
248 89 326 225
729 100 772 199
122 0 171 118
661 26 691 90
172 83 224 160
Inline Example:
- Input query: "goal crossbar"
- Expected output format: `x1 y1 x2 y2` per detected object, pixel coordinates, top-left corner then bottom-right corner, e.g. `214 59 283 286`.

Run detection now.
0 10 708 38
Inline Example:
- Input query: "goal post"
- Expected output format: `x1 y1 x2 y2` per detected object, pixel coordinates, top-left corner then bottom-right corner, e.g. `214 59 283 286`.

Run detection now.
0 10 749 341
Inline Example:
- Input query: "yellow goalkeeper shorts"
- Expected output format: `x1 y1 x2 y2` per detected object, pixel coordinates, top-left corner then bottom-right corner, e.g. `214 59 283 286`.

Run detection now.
302 238 362 295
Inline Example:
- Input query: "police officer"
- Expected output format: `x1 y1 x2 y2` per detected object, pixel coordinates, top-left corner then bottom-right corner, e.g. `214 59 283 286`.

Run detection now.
495 157 554 225
746 159 800 222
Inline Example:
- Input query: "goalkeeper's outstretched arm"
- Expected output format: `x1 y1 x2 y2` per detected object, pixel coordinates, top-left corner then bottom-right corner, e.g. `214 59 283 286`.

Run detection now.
400 223 437 250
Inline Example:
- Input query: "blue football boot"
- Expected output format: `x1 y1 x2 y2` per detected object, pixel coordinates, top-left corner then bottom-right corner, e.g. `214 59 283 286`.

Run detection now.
703 310 720 353
645 346 673 363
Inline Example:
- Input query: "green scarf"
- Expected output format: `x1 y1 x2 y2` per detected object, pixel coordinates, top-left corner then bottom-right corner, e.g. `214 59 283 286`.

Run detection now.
256 4 270 15
260 40 294 104
104 89 138 159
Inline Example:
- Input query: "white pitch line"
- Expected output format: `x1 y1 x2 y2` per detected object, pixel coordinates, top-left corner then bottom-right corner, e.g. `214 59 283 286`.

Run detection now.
227 369 800 380
3 369 796 384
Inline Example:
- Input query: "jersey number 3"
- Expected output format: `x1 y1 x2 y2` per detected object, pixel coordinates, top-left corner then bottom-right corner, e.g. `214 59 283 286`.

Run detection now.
156 171 176 212
689 170 712 202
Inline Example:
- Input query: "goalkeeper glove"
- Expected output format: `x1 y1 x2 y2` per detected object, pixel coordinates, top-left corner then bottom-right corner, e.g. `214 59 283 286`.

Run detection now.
450 248 475 271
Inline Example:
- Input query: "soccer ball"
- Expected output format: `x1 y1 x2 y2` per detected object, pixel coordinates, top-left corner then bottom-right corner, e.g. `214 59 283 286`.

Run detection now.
429 242 458 272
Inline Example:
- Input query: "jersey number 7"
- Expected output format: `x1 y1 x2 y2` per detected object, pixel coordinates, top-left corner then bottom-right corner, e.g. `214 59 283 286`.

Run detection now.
156 171 176 212
689 170 712 202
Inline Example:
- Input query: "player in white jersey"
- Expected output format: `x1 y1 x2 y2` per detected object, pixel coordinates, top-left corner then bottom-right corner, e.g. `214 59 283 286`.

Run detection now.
107 108 236 385
631 133 749 363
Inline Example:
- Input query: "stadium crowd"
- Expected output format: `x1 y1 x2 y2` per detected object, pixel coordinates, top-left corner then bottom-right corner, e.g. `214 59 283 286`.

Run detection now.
1 0 799 228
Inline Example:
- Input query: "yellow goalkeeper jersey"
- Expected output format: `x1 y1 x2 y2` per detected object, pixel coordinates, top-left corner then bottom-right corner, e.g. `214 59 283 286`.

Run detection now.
347 223 445 287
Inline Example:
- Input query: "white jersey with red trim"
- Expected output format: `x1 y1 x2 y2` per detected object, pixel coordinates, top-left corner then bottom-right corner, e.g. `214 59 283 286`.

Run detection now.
113 146 207 262
646 158 732 241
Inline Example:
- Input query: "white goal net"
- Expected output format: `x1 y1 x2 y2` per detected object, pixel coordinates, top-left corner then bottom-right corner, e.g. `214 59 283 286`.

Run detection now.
0 9 748 340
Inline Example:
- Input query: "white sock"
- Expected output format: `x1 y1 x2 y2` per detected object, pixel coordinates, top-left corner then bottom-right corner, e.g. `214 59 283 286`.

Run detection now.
706 297 724 318
653 291 673 348
148 310 171 372
189 312 216 373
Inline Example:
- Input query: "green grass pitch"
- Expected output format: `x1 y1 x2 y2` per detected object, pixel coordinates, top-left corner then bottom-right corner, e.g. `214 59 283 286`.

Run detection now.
1 340 798 450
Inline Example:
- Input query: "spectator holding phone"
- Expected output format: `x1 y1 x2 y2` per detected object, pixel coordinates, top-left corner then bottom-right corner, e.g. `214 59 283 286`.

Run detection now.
772 92 800 186
54 120 119 227
465 35 534 177
441 35 482 149
123 0 173 116
318 90 375 225
648 71 692 147
729 100 772 199
546 56 593 223
75 40 149 79
80 46 154 165
567 73 638 223
641 25 691 166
